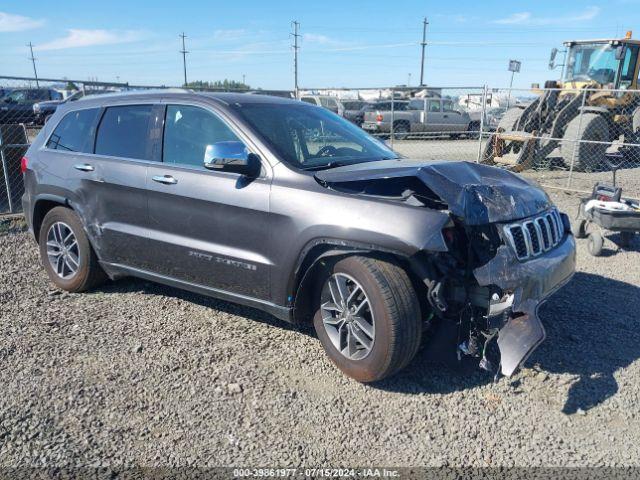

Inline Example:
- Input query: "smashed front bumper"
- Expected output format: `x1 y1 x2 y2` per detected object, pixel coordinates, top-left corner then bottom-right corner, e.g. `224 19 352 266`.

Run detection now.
473 233 576 376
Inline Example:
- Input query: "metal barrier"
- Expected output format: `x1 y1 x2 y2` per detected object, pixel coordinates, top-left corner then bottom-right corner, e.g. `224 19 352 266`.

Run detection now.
0 124 34 214
2 76 640 215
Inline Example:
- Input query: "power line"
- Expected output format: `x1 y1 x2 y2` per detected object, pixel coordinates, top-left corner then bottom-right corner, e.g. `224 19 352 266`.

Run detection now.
291 21 300 98
27 42 39 87
179 32 189 86
419 17 428 86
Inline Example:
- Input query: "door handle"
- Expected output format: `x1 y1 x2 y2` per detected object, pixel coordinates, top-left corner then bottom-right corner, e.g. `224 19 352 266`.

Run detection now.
443 114 449 118
73 163 94 172
152 175 178 185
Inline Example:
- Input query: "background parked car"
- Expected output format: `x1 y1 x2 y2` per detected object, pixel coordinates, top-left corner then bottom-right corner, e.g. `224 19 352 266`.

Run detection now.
362 97 473 139
300 95 345 116
0 88 14 99
33 89 113 125
0 88 63 124
341 100 370 125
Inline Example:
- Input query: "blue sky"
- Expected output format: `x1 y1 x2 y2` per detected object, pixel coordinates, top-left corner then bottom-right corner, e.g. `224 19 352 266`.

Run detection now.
1 0 639 90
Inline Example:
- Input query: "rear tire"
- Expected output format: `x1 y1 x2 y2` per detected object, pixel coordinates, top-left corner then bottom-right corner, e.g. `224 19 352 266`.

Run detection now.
313 256 422 383
466 121 480 139
392 122 410 140
497 107 524 132
561 114 609 172
38 207 107 292
587 231 604 256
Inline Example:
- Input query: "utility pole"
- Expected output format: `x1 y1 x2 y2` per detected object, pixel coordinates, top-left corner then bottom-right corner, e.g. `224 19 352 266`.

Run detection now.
291 21 300 98
419 17 428 86
242 74 246 86
179 32 189 87
27 42 39 87
407 73 411 87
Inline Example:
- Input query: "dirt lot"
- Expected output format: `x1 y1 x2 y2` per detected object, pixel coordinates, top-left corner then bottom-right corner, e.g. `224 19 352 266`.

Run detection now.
1 191 639 468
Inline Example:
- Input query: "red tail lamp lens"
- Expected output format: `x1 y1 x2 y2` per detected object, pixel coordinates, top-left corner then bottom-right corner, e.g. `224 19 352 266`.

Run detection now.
20 156 29 174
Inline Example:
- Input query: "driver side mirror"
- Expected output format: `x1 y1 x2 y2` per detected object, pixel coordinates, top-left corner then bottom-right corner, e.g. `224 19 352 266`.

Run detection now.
204 141 261 177
615 45 626 61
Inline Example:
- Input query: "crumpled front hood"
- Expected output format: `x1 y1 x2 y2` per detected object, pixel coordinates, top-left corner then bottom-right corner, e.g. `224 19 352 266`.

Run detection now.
315 159 552 225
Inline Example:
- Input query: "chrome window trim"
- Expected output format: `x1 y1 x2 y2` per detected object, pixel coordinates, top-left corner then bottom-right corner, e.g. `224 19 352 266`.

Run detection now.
39 97 273 180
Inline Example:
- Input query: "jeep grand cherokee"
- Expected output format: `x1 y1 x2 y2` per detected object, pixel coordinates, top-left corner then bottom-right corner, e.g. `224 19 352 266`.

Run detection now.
21 91 576 382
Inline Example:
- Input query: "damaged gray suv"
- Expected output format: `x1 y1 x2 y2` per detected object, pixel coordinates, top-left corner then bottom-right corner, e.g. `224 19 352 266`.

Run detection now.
22 91 576 382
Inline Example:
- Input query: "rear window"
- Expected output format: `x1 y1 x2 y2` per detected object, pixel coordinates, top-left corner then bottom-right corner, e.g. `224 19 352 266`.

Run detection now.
342 102 363 110
46 108 100 153
300 97 317 105
95 105 153 160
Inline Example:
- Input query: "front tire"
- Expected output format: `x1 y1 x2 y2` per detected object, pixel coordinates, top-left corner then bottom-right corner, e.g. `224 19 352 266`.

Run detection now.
561 113 609 172
572 219 588 239
39 207 106 292
313 256 422 383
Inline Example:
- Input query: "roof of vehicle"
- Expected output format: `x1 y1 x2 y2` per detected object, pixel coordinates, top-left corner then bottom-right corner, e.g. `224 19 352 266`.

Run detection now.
299 94 341 99
71 89 303 107
564 38 640 46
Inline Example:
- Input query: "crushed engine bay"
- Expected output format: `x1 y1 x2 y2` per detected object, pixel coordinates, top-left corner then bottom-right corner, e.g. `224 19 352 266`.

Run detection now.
315 159 576 376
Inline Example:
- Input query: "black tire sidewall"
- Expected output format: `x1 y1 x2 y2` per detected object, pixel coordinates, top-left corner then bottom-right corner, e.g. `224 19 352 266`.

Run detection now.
39 207 94 292
562 114 609 172
313 257 408 383
573 219 587 239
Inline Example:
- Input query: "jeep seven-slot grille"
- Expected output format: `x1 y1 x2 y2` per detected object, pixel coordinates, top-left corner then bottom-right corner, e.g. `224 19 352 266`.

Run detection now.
503 209 564 261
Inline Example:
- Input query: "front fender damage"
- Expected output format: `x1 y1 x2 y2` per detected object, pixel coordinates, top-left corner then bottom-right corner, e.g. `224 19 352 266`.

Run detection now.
472 236 576 376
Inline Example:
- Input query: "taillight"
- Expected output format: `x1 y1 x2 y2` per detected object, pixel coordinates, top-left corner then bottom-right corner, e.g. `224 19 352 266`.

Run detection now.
20 156 28 174
376 114 383 122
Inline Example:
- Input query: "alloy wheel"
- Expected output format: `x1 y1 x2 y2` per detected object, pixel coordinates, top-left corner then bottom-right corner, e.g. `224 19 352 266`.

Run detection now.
46 221 80 279
320 273 375 360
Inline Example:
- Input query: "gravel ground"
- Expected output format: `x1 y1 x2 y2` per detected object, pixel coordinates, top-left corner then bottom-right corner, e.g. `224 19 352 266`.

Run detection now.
1 190 639 468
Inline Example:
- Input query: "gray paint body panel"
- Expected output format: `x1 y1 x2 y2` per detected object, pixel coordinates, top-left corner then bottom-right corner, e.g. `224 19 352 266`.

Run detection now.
22 91 575 348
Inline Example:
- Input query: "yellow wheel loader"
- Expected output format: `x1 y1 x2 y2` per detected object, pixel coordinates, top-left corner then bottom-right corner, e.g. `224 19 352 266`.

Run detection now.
482 34 640 172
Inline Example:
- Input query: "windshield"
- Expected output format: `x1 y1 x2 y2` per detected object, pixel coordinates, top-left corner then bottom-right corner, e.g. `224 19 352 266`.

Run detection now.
565 43 619 84
233 103 399 170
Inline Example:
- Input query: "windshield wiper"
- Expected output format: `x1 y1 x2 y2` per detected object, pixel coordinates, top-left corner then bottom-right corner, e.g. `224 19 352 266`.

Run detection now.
302 157 400 171
301 161 348 171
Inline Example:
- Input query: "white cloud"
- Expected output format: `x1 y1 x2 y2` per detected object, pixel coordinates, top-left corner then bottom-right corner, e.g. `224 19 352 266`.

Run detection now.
36 29 142 51
213 29 247 41
303 33 346 47
494 12 532 25
0 12 44 32
493 6 600 25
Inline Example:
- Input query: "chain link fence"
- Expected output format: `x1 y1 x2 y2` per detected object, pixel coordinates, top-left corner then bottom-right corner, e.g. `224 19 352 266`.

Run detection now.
481 86 640 200
0 76 134 214
2 76 640 215
300 85 640 200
